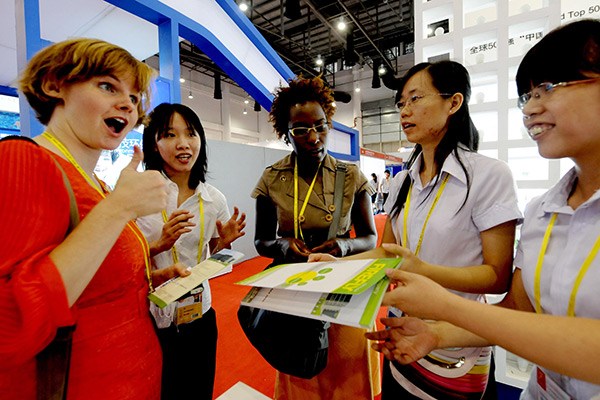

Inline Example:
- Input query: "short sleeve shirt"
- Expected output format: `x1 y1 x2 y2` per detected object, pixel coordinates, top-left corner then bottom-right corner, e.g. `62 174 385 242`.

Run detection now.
515 168 600 399
385 148 522 301
252 153 373 240
138 179 231 324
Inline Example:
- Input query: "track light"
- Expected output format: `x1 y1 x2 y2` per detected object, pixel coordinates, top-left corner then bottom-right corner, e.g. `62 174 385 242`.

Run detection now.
213 72 222 100
254 100 261 112
333 90 352 103
378 65 387 75
179 77 185 83
284 0 301 20
337 19 346 31
187 70 193 99
345 30 358 66
243 108 248 115
372 60 381 89
238 1 248 12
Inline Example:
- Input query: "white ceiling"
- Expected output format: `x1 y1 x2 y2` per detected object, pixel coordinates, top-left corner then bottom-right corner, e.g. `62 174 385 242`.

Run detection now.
0 0 159 89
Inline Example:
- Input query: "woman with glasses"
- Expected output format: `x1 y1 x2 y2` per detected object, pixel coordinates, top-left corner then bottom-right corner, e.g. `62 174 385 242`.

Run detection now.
252 75 378 399
366 19 600 399
313 60 521 399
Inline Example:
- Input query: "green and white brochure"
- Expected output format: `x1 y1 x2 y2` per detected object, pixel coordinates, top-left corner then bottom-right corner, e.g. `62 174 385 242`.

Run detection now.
236 258 401 294
238 258 402 328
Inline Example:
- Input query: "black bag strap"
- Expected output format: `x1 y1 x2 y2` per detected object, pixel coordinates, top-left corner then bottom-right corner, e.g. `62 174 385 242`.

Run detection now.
1 135 78 400
36 325 76 400
327 162 347 240
37 156 78 400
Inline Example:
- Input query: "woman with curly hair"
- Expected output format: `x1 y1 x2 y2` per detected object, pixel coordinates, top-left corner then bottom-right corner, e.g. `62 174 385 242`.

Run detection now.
252 75 379 399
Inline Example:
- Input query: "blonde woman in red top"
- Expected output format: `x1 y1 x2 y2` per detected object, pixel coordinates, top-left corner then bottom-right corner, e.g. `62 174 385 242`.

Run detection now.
0 38 186 399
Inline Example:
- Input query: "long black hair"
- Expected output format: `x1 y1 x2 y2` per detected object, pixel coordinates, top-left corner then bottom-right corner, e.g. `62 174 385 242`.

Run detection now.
143 103 208 189
517 19 600 95
390 60 479 219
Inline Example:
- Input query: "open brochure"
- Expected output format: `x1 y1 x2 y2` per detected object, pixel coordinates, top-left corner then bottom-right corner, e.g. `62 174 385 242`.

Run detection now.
149 249 244 309
237 258 402 328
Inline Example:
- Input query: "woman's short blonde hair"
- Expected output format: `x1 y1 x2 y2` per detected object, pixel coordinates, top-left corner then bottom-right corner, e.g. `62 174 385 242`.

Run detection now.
19 38 155 126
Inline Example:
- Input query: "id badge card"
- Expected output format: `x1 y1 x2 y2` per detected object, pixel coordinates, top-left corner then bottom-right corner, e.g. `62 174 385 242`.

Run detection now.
175 286 204 325
535 367 571 400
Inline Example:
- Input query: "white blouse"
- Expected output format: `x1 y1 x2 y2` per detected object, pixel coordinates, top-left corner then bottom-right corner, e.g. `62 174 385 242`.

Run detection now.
137 178 231 328
385 148 522 301
516 168 600 399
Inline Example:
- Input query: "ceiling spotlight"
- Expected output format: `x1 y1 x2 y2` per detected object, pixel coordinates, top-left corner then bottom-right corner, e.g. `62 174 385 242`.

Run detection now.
188 91 194 99
315 55 323 66
239 1 249 12
354 87 361 93
244 98 250 104
331 102 337 108
337 20 346 31
179 77 185 83
243 108 248 115
372 60 381 88
283 0 301 20
378 65 387 75
214 72 222 100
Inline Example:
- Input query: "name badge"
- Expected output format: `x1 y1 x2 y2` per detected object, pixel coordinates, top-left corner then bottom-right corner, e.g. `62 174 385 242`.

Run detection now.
175 286 203 325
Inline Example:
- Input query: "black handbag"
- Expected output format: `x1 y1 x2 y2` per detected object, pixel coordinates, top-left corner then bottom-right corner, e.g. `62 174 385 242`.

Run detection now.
237 163 347 379
237 303 330 379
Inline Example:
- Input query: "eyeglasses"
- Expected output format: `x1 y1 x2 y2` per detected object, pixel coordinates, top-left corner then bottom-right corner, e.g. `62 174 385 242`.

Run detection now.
517 78 600 110
288 122 329 137
396 93 453 110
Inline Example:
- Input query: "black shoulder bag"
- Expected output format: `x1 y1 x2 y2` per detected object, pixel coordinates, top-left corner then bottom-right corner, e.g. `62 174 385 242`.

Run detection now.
1 136 78 400
237 162 347 379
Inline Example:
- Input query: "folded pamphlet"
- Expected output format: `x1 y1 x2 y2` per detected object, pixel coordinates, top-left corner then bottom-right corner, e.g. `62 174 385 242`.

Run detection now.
149 249 244 308
237 258 402 328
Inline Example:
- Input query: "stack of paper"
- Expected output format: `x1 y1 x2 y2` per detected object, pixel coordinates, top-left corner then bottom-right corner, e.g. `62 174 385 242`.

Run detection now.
237 258 402 328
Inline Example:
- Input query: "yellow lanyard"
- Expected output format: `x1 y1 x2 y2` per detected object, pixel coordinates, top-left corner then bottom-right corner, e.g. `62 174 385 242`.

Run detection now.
533 212 600 316
402 174 450 256
161 193 204 265
294 159 322 241
42 132 154 292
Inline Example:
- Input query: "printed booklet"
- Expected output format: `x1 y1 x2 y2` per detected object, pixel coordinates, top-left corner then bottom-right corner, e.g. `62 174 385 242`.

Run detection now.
237 258 402 328
149 249 244 308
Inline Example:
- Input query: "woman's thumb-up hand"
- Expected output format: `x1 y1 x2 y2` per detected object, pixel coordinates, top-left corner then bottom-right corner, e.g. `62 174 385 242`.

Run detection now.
112 146 167 219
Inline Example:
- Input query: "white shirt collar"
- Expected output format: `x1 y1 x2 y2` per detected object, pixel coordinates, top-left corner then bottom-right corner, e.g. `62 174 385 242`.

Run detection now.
162 172 214 203
536 167 600 217
408 149 469 188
